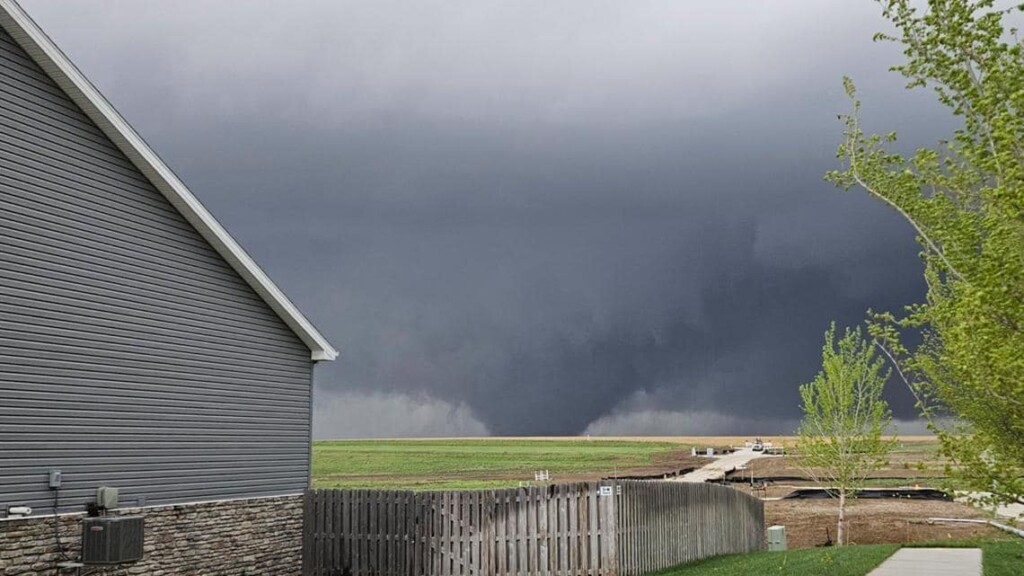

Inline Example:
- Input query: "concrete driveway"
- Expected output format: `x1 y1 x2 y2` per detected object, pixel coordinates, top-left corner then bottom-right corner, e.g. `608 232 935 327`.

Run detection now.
669 447 773 483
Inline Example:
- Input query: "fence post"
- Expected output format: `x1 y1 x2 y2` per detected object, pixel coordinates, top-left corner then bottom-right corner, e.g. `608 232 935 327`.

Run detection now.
603 482 618 576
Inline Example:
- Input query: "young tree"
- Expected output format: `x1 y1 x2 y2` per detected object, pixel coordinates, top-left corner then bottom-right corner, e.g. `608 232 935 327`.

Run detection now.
827 0 1024 505
797 324 896 546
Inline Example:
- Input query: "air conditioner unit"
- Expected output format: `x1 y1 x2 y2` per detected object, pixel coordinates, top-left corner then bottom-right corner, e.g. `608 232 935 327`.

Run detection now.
81 516 144 565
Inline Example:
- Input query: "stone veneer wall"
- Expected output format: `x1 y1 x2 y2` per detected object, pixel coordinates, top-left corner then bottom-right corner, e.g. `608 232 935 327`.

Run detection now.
0 495 302 576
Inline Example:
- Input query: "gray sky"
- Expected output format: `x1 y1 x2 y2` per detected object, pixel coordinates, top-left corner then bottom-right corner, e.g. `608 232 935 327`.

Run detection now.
22 1 957 437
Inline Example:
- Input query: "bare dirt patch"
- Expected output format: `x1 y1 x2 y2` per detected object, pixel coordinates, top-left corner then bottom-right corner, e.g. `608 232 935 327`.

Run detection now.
766 498 999 548
718 442 997 549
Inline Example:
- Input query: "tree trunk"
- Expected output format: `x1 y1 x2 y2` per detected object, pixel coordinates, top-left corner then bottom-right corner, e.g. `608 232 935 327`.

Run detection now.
837 489 846 546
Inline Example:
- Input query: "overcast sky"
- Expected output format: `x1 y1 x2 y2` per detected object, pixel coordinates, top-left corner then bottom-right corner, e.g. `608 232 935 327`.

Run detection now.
21 1 958 437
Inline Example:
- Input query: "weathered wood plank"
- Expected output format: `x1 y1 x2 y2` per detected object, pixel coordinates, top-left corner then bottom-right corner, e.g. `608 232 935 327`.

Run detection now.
432 492 441 576
315 490 323 576
500 489 507 576
440 491 446 576
537 486 549 575
606 479 614 573
372 490 381 575
456 490 463 576
517 488 528 576
483 491 494 576
467 490 477 576
395 490 402 576
413 492 423 576
363 490 373 576
385 491 393 576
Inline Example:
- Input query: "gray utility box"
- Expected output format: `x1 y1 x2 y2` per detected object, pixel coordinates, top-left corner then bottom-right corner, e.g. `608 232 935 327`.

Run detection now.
82 516 144 565
767 525 787 551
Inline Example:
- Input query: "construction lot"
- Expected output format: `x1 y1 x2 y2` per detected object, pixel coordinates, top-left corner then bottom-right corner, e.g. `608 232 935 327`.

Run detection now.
725 438 946 497
719 437 1006 547
767 498 998 548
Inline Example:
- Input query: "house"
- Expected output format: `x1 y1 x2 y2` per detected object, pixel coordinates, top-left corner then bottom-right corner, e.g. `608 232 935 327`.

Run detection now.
0 1 335 573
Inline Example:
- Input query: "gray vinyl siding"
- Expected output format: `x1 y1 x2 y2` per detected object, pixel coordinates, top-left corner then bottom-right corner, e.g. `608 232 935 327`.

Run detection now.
0 27 314 516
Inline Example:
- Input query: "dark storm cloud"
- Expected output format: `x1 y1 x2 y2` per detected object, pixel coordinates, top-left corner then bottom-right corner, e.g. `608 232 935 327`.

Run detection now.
21 1 954 435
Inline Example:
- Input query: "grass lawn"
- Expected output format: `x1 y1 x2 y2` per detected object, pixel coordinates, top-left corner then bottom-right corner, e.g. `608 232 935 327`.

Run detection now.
312 438 687 490
652 538 1024 575
981 539 1024 575
650 544 899 576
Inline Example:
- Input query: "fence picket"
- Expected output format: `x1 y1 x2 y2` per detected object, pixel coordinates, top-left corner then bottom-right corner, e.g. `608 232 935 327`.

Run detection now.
388 491 397 576
434 491 442 576
535 487 542 576
483 491 495 576
414 492 424 576
401 491 410 576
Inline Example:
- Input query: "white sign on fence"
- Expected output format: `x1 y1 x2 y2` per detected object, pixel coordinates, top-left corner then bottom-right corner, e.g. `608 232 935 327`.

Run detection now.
599 485 614 496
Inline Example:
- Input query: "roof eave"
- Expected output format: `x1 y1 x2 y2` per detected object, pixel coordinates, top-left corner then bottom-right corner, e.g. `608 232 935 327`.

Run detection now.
0 0 338 362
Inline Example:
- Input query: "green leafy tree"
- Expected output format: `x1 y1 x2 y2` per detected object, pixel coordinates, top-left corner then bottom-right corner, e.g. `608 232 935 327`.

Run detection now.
797 324 896 546
827 0 1024 505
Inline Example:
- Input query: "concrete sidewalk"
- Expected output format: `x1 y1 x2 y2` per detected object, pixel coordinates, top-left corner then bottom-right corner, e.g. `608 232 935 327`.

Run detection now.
868 548 981 576
667 447 773 483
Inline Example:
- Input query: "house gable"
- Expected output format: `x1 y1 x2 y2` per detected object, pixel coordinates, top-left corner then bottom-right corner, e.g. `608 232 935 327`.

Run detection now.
0 8 323 514
0 0 336 362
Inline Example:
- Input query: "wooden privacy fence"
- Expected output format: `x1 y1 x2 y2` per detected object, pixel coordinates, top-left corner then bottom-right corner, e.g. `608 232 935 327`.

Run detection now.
303 481 764 576
615 482 763 576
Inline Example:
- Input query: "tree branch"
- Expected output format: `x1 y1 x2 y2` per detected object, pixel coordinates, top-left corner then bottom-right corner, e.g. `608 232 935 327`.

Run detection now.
849 170 966 282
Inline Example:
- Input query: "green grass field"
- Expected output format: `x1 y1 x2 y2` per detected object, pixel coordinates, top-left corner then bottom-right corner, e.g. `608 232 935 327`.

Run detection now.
653 539 1024 575
312 438 688 490
981 539 1024 576
652 543 899 576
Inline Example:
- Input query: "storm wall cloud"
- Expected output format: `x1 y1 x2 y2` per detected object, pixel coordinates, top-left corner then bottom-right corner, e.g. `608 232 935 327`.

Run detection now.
20 1 953 436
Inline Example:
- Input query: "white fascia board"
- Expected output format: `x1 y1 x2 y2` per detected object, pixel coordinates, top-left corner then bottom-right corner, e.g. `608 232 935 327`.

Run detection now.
0 0 337 362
